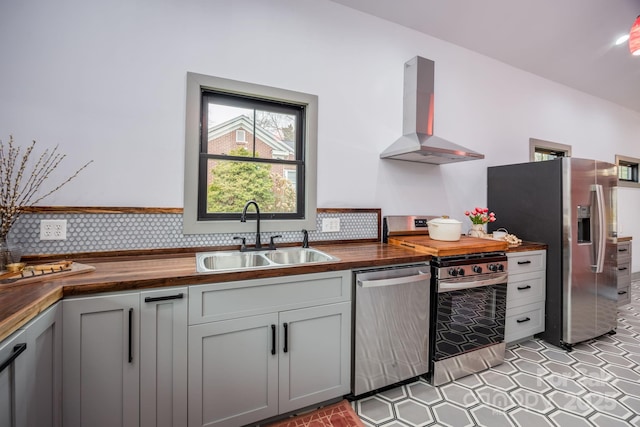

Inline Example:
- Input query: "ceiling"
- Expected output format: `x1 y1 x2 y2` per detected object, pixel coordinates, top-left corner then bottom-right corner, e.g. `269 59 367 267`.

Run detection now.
330 0 640 113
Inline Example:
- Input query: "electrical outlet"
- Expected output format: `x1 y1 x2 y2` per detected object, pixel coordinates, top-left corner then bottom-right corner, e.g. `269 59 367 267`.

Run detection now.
40 219 67 240
322 218 340 233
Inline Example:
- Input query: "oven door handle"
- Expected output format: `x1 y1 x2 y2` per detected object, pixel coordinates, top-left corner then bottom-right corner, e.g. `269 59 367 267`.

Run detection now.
358 271 430 288
437 272 508 293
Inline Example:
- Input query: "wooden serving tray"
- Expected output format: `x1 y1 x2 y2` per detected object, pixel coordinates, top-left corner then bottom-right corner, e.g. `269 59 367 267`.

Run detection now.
388 235 509 257
0 262 96 287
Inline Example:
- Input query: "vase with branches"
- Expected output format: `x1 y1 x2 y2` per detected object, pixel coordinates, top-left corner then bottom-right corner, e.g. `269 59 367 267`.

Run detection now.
0 135 92 269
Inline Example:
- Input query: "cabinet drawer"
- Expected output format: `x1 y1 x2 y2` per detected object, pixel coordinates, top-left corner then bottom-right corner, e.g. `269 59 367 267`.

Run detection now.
507 250 546 275
189 271 351 324
505 301 545 344
618 286 631 306
617 262 631 286
506 271 545 308
617 242 632 263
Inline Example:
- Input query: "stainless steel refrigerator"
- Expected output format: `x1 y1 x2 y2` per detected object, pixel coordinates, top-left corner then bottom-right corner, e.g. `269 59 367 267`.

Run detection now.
487 157 618 350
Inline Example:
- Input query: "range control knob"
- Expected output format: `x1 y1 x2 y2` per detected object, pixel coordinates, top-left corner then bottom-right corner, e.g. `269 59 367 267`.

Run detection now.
456 268 465 276
488 264 498 272
497 263 505 272
472 265 483 273
448 268 458 277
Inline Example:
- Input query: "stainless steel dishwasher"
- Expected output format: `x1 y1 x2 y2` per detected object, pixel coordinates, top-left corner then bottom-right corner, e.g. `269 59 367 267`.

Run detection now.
352 263 431 396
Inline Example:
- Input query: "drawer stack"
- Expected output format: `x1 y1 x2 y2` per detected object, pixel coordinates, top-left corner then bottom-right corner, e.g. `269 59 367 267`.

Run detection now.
616 240 632 306
505 250 547 344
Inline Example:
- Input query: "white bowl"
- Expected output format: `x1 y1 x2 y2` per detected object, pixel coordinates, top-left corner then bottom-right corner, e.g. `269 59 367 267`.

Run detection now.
427 218 462 241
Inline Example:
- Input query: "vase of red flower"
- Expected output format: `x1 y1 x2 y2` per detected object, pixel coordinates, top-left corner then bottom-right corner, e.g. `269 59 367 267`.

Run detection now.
465 207 497 238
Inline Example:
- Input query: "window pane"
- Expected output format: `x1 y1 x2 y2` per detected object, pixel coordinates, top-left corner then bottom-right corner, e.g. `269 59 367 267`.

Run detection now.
206 158 297 214
207 104 254 155
255 110 297 158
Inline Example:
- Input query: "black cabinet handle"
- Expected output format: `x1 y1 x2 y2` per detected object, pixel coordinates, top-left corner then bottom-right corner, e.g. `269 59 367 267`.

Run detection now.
283 323 289 353
517 285 532 290
271 325 276 355
144 293 184 303
128 308 133 363
0 343 27 374
619 248 628 252
517 260 532 265
618 267 628 271
516 317 531 324
618 291 628 295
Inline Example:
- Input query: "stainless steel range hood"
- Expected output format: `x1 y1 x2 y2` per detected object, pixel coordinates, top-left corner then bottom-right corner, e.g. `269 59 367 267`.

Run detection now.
381 56 484 164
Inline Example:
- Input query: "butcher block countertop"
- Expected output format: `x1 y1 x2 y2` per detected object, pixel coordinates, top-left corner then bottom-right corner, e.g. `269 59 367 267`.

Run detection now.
0 242 428 342
0 240 548 342
388 235 509 256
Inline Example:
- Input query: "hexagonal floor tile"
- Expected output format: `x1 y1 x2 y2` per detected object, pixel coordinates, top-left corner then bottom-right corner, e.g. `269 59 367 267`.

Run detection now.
511 371 552 393
475 385 516 411
612 378 640 398
542 361 581 379
470 406 512 427
568 350 606 366
439 383 479 408
512 347 547 363
357 396 395 425
394 399 433 426
509 407 555 427
582 392 632 420
540 348 575 364
406 381 443 405
513 359 549 376
510 388 555 414
576 376 621 399
377 384 408 402
431 402 475 427
548 410 595 427
546 391 593 416
543 374 587 395
478 370 517 391
589 412 634 427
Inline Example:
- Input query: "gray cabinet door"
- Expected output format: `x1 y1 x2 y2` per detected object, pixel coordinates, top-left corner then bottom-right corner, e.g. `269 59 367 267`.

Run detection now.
188 313 279 427
24 303 62 427
140 288 188 427
63 294 140 427
0 329 28 427
278 302 351 413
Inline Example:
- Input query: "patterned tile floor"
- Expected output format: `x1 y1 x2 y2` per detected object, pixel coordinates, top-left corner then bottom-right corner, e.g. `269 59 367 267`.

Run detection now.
352 281 640 427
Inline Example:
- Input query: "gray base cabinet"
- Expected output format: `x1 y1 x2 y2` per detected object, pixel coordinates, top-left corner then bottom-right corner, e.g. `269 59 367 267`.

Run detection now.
616 240 632 306
505 250 547 344
63 287 188 427
0 302 62 427
188 271 351 427
63 293 140 427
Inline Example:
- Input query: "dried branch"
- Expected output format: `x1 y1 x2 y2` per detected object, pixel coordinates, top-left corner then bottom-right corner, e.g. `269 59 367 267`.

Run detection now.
0 136 93 239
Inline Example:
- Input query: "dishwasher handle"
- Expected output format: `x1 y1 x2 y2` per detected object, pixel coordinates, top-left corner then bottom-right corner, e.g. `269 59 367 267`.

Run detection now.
358 271 430 288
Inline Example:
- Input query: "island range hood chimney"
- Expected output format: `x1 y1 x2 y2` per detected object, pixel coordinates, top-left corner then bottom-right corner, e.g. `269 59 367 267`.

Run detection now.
380 56 484 164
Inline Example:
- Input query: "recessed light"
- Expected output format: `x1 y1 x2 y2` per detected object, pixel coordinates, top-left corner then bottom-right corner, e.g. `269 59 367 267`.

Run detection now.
615 34 630 45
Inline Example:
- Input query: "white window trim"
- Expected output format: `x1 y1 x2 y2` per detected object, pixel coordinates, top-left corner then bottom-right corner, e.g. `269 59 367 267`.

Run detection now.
183 72 318 234
235 129 246 143
529 138 572 161
616 154 640 189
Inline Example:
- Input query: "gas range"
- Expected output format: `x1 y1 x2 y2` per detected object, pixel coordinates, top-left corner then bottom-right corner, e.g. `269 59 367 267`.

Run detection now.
432 252 508 280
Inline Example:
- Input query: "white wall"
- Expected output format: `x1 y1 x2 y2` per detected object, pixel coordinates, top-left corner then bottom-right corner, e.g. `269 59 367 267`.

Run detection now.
2 0 640 266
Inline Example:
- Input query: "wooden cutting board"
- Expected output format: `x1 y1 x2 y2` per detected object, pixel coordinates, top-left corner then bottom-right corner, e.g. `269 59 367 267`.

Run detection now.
0 263 95 287
388 235 509 257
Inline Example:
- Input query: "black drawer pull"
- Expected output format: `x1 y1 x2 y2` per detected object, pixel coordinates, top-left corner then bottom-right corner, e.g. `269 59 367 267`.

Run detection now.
618 248 628 252
517 285 532 290
283 323 289 353
517 260 532 265
0 343 27 373
271 325 276 355
618 291 628 295
516 317 531 324
618 267 628 271
144 293 184 303
128 308 133 363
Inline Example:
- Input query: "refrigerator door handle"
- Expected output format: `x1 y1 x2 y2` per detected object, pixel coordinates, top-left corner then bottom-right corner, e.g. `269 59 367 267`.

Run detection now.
591 184 606 273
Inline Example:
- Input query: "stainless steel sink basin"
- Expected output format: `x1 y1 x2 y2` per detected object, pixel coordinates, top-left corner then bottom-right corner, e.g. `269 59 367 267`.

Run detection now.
263 248 337 265
196 247 338 272
198 252 272 271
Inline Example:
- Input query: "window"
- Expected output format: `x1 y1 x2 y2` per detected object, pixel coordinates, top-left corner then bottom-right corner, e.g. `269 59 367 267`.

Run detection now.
184 73 318 234
616 154 640 188
235 129 246 143
529 138 571 162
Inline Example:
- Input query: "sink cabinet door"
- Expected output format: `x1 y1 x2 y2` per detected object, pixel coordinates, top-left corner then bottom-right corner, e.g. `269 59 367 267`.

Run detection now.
278 302 351 414
63 294 140 427
188 313 279 427
140 288 188 427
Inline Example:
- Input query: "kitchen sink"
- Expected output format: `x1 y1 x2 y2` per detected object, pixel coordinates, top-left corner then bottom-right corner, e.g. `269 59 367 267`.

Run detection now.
196 247 339 272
